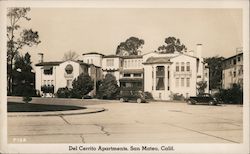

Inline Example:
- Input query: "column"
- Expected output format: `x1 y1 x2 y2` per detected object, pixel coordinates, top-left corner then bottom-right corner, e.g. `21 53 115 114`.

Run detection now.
153 65 156 91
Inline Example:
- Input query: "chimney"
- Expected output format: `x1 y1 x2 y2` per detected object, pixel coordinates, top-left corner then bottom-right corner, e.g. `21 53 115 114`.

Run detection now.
196 44 202 59
38 53 44 63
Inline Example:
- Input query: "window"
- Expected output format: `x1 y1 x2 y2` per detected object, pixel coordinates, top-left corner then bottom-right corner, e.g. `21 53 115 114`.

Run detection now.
106 59 114 67
186 78 190 87
43 66 53 75
176 62 179 72
176 78 179 87
238 57 241 62
181 78 184 87
186 62 190 71
134 73 141 77
124 73 130 77
67 79 72 89
156 66 165 90
181 62 185 72
233 59 236 65
124 60 127 68
233 71 236 77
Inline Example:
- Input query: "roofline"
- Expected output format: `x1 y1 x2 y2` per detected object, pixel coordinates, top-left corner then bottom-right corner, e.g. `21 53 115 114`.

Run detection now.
82 52 105 56
223 52 243 61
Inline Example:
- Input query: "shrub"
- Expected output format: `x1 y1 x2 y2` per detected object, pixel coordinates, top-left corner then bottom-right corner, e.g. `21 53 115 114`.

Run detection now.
41 85 54 94
97 74 120 99
22 96 32 103
216 84 243 104
173 93 185 101
56 87 71 98
144 91 153 100
72 73 94 98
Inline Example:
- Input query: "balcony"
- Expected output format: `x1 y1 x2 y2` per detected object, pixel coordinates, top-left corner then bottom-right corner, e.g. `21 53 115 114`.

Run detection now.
174 71 192 77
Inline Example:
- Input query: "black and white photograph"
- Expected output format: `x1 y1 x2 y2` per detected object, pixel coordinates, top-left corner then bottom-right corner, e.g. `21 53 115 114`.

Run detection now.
0 0 249 153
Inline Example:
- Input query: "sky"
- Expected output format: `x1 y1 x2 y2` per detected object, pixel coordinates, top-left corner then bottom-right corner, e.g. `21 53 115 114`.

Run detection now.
18 8 242 65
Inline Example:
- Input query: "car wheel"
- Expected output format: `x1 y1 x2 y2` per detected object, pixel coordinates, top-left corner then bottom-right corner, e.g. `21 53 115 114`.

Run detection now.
209 101 215 105
120 98 125 102
137 98 142 103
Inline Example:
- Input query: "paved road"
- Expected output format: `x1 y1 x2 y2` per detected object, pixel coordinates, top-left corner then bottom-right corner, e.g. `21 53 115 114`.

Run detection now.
8 98 243 143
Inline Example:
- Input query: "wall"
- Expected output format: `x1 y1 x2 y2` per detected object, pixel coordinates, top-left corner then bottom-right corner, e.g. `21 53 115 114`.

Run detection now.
82 54 103 67
170 55 197 97
55 61 81 92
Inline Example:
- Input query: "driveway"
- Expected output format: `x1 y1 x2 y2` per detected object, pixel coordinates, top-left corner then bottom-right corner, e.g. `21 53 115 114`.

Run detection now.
7 97 243 143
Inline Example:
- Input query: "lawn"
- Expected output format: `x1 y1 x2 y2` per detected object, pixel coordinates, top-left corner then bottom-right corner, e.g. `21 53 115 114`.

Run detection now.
8 102 86 112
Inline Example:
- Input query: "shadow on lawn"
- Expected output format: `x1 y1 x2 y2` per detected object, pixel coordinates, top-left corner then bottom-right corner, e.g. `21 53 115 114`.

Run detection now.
8 102 86 112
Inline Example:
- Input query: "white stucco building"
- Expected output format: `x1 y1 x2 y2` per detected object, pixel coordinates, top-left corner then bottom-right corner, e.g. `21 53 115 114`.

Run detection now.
35 44 209 100
35 59 102 97
142 44 209 100
222 50 243 89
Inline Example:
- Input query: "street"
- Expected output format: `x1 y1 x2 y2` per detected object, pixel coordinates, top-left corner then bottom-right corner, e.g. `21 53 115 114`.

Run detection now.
8 98 243 143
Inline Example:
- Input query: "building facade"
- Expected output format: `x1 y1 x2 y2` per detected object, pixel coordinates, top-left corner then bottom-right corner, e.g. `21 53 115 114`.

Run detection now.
35 60 102 97
222 51 243 89
35 44 209 100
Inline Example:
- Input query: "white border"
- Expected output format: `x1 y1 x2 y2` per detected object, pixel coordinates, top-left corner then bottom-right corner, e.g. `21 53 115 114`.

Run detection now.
0 0 249 154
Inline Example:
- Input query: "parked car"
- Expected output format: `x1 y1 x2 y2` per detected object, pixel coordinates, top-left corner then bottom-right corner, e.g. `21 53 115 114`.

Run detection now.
119 90 147 103
82 95 92 99
186 93 219 105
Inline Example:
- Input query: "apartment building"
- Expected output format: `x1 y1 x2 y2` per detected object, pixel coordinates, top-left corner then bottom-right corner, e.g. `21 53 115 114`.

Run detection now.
222 50 243 89
35 44 208 100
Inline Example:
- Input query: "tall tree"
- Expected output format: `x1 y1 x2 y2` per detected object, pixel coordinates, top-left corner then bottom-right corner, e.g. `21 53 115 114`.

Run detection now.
71 73 94 98
7 8 41 94
157 37 187 53
204 56 225 90
116 37 144 56
12 52 35 96
97 74 120 99
62 50 79 61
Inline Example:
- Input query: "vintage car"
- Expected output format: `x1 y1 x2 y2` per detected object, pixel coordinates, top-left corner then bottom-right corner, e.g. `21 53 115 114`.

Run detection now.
186 93 219 105
119 90 147 103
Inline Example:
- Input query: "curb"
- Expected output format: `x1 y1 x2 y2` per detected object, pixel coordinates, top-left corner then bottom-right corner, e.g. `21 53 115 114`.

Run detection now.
7 107 106 117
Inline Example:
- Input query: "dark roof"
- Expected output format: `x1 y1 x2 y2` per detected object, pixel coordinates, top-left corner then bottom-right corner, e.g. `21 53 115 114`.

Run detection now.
143 57 172 64
82 52 105 56
35 60 89 66
35 61 63 66
103 55 120 58
122 55 143 59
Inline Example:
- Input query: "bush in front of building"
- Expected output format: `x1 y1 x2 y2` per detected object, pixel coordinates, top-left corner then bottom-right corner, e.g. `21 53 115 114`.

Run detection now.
144 91 154 100
22 96 32 103
56 87 71 98
71 73 94 98
215 84 243 104
97 74 120 99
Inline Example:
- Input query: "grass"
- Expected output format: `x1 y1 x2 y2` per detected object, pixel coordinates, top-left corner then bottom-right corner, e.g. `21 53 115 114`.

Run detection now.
8 102 86 112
